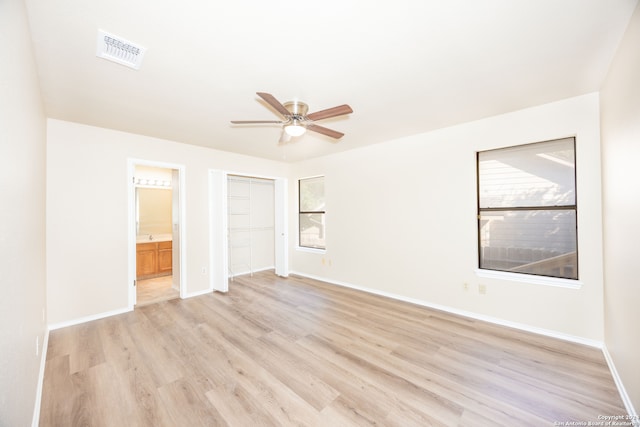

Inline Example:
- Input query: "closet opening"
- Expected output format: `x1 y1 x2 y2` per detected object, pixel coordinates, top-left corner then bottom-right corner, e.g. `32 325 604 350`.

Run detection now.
209 170 288 292
227 175 275 280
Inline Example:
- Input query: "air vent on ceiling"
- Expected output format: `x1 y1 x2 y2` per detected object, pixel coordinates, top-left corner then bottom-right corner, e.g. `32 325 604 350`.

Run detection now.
96 30 146 70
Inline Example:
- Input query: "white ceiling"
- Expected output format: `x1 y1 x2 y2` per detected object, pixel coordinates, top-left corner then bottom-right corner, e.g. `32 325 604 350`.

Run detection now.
25 0 638 162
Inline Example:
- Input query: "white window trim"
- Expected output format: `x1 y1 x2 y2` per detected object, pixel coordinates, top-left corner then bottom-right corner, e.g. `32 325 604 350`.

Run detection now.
477 137 578 282
296 245 326 254
475 268 582 289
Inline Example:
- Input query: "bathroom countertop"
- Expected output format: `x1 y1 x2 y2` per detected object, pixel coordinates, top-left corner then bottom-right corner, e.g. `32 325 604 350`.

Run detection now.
136 234 172 243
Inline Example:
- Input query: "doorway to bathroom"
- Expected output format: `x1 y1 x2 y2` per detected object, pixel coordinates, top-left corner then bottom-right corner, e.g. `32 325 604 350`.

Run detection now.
128 160 185 308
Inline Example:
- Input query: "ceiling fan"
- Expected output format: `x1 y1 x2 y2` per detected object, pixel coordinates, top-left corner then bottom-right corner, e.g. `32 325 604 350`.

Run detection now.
231 92 353 144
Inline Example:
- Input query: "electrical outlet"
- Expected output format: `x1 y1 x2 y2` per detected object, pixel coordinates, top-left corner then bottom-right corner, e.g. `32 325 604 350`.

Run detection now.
201 267 207 275
479 284 487 295
463 283 469 291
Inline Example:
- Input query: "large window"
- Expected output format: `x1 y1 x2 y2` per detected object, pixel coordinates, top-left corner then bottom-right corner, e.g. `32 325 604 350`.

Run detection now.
477 137 577 280
299 176 325 249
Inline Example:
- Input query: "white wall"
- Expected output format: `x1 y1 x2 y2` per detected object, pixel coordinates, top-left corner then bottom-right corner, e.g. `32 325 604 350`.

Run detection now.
0 0 48 425
290 93 605 342
46 119 288 325
601 1 640 413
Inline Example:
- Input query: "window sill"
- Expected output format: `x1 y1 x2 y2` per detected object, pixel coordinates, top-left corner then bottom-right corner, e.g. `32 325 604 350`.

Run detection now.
474 269 582 289
296 246 326 254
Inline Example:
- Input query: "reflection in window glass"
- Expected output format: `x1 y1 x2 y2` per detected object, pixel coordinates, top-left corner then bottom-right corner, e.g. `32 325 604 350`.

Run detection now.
299 177 325 249
299 213 325 249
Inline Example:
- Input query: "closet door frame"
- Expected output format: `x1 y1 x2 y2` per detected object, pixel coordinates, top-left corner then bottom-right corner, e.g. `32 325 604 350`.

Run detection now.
209 170 288 292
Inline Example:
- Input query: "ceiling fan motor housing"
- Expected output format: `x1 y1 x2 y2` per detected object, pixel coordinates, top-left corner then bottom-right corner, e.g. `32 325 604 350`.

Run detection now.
283 101 308 119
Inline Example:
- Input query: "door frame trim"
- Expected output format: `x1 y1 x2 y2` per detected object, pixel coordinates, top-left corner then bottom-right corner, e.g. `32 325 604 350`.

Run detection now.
127 158 187 309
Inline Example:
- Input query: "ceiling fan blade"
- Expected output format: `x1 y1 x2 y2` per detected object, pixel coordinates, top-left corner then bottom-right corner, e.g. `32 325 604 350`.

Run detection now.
230 120 284 124
306 104 353 121
306 123 344 139
256 92 291 117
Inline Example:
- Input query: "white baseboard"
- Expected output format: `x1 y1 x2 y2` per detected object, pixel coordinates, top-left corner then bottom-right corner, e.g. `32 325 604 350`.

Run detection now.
603 345 639 423
31 328 49 427
48 307 132 331
289 271 603 349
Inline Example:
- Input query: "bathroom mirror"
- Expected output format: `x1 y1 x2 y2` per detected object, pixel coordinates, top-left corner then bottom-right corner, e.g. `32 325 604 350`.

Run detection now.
136 187 172 236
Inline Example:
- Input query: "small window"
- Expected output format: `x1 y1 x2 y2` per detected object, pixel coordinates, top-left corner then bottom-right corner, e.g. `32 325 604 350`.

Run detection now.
477 137 578 280
299 176 325 250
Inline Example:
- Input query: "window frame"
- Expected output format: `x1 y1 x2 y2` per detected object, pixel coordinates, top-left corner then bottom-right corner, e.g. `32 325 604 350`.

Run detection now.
476 137 579 281
298 176 326 251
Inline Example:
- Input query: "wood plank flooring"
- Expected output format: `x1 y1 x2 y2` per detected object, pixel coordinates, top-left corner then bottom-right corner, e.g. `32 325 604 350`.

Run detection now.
40 271 627 426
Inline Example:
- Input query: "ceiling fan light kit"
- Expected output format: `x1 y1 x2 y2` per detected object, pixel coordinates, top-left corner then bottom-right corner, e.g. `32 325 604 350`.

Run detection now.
285 122 306 136
231 92 352 144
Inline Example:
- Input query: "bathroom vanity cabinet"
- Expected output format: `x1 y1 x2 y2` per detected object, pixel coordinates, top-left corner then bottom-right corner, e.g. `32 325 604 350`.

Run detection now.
136 240 172 279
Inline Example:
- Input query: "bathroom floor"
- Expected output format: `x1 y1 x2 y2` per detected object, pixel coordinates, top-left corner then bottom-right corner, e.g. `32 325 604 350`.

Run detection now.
136 275 179 307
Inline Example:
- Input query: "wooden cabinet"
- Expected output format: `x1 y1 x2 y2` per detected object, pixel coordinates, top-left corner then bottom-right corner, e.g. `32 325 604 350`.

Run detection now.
136 241 172 279
157 241 173 273
136 243 157 277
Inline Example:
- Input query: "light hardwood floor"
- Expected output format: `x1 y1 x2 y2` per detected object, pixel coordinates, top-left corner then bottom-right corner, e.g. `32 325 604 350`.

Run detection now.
40 271 627 426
